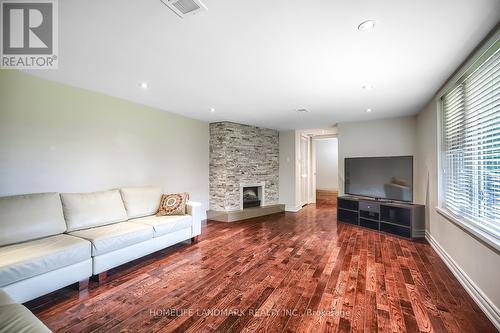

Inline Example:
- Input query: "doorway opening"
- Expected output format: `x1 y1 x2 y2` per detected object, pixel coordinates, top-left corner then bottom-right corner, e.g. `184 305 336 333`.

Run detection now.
314 137 338 206
297 128 338 208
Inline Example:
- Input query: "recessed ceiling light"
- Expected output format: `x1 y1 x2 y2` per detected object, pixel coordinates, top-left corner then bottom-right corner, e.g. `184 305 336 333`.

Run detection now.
210 108 216 113
139 82 148 89
366 108 373 113
297 108 310 113
362 83 374 90
357 20 376 31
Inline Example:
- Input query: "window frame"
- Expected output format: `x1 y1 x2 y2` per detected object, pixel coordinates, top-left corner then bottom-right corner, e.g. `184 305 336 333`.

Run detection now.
437 37 500 251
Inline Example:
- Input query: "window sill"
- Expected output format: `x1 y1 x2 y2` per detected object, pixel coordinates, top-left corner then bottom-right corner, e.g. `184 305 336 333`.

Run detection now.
435 207 500 253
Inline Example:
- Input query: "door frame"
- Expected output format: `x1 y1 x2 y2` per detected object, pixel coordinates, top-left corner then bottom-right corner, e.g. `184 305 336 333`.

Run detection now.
311 134 338 204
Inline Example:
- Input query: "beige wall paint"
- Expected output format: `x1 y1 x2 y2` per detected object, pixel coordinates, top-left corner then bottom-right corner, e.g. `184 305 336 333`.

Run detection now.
416 96 500 317
0 71 209 216
337 116 417 196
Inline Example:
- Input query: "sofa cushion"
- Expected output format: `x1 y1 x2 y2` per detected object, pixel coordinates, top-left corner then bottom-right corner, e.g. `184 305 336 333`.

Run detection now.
0 234 91 287
0 303 52 333
61 190 128 232
68 222 154 256
129 215 192 237
120 187 162 219
0 193 66 247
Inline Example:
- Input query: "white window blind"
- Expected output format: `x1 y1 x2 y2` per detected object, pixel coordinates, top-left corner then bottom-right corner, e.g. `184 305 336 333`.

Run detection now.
441 45 499 240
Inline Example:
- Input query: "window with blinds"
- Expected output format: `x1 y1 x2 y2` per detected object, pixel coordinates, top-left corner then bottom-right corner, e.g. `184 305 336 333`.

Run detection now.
441 44 499 240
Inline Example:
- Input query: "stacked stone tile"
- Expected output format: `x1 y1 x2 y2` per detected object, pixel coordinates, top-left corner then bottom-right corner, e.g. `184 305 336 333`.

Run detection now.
209 122 279 211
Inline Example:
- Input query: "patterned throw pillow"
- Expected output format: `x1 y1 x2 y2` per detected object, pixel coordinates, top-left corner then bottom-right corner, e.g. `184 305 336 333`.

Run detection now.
157 193 189 216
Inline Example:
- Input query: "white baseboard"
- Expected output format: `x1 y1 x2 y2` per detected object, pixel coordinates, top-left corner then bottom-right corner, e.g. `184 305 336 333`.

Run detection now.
284 204 302 212
425 231 500 330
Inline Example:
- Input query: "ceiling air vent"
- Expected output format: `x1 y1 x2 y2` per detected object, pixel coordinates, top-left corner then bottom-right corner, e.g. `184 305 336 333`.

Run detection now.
160 0 207 18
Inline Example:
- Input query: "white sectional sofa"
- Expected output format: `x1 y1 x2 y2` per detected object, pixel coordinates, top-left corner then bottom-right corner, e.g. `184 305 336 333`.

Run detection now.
0 186 202 305
0 289 51 333
0 192 93 304
61 187 201 278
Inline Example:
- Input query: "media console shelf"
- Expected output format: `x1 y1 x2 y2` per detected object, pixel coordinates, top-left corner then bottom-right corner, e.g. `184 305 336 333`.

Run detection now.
337 196 425 239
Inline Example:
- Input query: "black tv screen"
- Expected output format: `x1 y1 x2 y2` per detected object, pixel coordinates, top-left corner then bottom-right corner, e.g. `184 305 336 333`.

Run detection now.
344 156 413 202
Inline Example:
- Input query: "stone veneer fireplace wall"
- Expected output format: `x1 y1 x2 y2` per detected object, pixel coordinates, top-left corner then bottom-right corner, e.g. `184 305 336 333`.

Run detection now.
209 122 279 211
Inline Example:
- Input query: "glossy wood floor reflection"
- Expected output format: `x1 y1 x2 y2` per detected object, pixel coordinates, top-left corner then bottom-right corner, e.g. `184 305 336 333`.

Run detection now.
26 204 496 333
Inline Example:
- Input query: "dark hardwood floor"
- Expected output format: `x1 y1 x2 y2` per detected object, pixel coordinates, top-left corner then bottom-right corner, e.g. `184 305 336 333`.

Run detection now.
26 204 497 333
316 190 338 206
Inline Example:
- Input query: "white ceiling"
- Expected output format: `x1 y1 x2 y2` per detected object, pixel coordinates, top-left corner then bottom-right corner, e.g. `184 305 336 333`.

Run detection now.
26 0 500 130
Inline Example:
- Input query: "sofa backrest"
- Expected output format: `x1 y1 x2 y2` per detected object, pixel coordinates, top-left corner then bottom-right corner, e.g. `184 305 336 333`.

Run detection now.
0 193 66 246
120 186 162 219
61 189 128 232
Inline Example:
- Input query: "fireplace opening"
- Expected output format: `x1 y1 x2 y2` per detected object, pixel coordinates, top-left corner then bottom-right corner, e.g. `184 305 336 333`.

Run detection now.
242 186 261 208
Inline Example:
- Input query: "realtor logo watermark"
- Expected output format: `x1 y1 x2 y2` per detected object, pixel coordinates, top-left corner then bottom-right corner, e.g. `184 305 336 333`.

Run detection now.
1 0 58 69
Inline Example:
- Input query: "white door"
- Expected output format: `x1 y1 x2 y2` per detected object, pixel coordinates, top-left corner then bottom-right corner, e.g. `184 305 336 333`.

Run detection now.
300 135 309 206
310 138 317 204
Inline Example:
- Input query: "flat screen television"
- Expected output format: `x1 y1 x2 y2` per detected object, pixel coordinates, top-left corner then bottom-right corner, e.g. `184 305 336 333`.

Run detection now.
344 156 413 202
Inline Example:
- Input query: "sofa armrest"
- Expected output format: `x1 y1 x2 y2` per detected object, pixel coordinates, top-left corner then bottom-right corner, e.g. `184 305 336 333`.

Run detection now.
186 201 202 237
0 289 15 306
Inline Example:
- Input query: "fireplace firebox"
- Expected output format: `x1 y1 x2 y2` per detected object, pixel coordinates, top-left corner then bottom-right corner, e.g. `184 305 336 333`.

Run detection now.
242 186 261 208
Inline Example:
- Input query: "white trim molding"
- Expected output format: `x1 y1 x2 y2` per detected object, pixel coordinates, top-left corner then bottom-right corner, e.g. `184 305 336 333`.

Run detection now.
425 231 500 330
284 204 302 212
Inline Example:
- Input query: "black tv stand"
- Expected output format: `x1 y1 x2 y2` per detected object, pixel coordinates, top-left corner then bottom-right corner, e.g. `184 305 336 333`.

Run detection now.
337 196 425 239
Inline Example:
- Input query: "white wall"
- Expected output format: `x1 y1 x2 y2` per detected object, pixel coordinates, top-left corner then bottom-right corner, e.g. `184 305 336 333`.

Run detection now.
414 29 500 327
337 116 417 196
315 138 338 190
278 130 299 211
416 99 500 326
0 71 209 216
